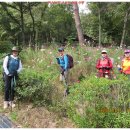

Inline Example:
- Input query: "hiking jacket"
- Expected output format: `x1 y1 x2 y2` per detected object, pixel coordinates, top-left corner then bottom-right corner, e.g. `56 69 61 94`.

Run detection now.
122 57 130 74
57 54 68 70
3 55 22 75
96 56 113 73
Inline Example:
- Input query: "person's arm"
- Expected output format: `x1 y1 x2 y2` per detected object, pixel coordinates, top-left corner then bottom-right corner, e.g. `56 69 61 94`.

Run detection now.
3 56 9 75
17 60 22 73
96 59 101 69
64 55 69 70
56 57 60 64
107 59 113 69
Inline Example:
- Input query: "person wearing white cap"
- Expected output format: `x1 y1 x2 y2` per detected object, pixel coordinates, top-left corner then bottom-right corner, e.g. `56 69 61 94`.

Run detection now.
96 49 113 78
3 46 22 109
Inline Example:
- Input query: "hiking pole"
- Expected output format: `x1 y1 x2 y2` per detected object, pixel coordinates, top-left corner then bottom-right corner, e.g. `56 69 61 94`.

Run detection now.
10 76 16 112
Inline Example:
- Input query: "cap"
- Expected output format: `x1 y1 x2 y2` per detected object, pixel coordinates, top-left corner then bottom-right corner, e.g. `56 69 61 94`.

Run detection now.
58 47 64 52
101 50 107 53
12 46 19 51
124 50 130 53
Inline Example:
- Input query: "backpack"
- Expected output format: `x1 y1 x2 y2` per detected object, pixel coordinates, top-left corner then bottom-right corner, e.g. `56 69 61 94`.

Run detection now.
66 54 74 69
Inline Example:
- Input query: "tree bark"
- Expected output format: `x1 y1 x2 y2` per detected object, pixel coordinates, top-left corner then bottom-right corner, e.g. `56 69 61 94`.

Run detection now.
73 3 84 46
28 3 35 45
19 2 25 45
120 7 130 48
98 6 101 47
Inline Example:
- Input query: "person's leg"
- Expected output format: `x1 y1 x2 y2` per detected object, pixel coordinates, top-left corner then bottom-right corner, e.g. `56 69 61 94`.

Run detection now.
4 75 11 108
63 70 69 96
9 77 16 108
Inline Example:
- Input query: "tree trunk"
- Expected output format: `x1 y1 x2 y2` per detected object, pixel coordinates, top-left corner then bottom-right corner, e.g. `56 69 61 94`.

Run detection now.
73 3 84 46
98 6 101 47
28 3 35 45
120 7 130 48
19 2 25 45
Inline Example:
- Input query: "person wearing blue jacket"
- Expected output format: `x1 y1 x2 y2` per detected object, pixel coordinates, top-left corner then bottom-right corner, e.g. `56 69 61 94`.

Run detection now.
3 46 22 109
56 47 69 96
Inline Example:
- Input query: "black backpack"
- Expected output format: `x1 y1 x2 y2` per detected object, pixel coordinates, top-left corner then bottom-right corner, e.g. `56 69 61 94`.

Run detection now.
66 54 74 69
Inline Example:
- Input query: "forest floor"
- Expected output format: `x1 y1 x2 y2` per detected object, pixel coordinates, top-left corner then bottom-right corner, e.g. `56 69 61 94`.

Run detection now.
0 95 76 128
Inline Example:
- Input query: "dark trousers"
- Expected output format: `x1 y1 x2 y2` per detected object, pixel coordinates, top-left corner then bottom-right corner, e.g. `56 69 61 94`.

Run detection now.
4 74 15 101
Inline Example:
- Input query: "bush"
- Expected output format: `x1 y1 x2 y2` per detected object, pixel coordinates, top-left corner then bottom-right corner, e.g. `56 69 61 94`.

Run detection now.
0 41 13 53
65 75 130 128
16 69 55 106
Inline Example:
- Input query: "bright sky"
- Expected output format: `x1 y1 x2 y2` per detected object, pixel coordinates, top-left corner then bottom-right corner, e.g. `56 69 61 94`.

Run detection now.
78 2 91 14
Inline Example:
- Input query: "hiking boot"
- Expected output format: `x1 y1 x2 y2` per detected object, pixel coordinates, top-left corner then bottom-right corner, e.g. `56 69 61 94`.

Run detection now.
3 101 9 109
9 101 15 108
59 74 63 81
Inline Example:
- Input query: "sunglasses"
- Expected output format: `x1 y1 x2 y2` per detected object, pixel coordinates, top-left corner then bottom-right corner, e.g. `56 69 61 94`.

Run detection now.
102 52 107 54
125 52 130 54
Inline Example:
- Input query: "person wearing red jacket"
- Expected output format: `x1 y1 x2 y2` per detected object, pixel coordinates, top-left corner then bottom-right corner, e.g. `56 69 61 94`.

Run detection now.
96 50 113 78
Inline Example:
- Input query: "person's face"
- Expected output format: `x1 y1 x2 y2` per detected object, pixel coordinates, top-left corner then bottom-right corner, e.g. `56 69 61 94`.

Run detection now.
12 51 18 57
101 52 107 57
59 50 64 56
124 52 130 58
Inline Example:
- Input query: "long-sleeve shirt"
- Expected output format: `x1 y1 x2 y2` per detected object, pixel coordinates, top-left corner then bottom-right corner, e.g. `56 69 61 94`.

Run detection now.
122 57 130 74
96 56 113 73
3 55 22 75
57 55 68 70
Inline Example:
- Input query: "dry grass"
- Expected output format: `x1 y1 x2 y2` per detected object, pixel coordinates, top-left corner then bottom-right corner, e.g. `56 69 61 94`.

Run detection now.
0 95 76 128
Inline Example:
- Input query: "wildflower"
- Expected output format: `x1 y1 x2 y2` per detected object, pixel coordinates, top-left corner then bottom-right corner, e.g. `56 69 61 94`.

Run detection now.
40 49 46 51
49 52 52 54
117 64 121 68
47 66 50 68
77 61 81 64
117 57 120 60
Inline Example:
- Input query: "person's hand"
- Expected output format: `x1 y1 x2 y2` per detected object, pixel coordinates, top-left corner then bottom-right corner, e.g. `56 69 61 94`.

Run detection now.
8 74 13 76
13 71 18 76
99 66 103 69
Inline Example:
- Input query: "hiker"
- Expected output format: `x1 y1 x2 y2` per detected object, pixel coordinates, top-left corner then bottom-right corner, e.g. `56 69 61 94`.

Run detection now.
118 50 130 79
96 50 113 79
56 47 70 96
3 46 22 109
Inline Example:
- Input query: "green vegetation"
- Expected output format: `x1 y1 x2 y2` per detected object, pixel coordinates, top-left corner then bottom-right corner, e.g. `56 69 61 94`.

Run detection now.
0 45 130 127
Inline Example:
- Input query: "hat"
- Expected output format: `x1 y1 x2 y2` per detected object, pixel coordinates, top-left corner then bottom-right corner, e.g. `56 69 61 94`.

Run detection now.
101 50 107 53
12 46 18 51
58 47 64 52
124 50 130 53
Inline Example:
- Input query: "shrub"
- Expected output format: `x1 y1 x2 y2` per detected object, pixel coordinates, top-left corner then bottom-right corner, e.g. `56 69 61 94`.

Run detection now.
66 75 130 128
0 41 13 53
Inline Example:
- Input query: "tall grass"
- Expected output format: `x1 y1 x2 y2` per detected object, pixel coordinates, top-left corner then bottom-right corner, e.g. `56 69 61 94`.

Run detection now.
0 45 129 127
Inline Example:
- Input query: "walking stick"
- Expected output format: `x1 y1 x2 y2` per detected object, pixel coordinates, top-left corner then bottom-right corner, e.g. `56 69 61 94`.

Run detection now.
10 76 16 112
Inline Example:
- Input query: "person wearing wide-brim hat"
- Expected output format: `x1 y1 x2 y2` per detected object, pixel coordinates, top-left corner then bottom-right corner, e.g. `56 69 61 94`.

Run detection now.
3 46 22 109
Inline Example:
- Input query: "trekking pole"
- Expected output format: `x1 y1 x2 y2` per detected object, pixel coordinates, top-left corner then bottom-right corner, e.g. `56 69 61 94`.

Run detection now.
10 76 16 112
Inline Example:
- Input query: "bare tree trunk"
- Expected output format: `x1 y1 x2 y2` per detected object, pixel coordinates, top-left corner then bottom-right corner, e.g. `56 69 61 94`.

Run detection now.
120 7 130 48
98 7 101 47
73 3 84 46
28 3 35 45
19 2 25 45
